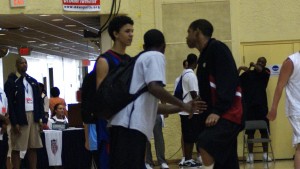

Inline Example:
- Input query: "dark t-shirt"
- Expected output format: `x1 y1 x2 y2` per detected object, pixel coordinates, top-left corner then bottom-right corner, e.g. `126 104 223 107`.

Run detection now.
240 67 270 106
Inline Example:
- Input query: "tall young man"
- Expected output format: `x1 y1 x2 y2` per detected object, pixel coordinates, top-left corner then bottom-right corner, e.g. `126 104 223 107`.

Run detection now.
83 15 134 169
267 52 300 169
109 29 206 169
186 19 243 169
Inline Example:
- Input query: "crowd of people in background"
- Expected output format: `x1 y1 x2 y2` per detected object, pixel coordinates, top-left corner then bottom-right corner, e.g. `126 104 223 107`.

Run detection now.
0 14 300 169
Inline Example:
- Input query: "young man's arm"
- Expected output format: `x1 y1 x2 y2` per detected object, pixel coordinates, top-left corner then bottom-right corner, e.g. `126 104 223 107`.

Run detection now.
267 58 293 121
96 57 109 89
148 81 202 115
205 44 239 127
157 100 206 115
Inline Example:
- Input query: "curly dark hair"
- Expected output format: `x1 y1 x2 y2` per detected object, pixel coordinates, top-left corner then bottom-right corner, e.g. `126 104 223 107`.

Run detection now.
108 15 134 41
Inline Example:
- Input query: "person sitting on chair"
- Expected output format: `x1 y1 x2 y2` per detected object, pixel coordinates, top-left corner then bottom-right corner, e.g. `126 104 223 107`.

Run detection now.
238 57 272 163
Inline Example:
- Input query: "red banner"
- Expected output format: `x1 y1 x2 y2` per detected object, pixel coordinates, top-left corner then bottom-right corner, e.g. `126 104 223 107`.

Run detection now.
62 0 100 12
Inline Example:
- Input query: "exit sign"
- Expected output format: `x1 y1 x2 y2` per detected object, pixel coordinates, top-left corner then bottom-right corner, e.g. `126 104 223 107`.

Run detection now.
10 0 25 7
18 47 31 56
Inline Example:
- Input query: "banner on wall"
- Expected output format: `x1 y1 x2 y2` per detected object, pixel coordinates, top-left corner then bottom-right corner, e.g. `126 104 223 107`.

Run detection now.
10 0 26 7
62 0 100 12
266 64 281 77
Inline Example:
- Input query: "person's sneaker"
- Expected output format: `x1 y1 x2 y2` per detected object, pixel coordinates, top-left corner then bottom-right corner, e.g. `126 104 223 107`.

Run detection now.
182 159 201 167
263 154 273 162
178 157 185 166
246 154 254 163
195 156 203 166
160 163 169 169
196 155 203 164
145 163 153 169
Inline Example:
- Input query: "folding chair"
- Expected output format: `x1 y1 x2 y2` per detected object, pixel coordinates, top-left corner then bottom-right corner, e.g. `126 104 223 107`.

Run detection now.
243 120 275 165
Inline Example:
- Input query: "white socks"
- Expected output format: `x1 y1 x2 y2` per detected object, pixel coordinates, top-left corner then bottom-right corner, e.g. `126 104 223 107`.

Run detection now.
202 163 214 169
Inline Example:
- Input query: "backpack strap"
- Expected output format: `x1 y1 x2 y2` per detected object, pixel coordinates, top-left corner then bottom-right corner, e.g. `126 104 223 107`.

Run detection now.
180 71 193 100
129 51 148 100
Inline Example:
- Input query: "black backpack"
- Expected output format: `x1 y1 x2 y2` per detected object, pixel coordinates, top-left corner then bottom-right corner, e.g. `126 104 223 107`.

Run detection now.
80 56 101 124
174 72 190 100
95 51 147 120
81 51 130 123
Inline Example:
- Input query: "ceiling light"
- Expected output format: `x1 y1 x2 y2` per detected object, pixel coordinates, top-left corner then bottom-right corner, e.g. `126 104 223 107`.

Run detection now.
65 25 77 27
39 44 48 46
0 34 6 36
27 41 36 43
39 14 50 17
52 19 63 22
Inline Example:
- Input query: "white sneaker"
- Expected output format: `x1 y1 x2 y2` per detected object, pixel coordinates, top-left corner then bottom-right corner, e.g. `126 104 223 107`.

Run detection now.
145 163 153 169
178 157 185 166
263 153 273 162
196 155 203 164
246 153 254 163
160 163 169 169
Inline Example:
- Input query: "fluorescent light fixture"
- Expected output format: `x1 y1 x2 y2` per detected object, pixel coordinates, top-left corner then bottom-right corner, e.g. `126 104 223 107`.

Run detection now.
27 41 36 43
65 25 76 27
39 44 48 46
52 19 63 22
40 14 50 17
0 34 6 36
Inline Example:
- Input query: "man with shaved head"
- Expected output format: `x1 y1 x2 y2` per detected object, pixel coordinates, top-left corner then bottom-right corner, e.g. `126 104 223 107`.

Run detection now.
4 57 44 169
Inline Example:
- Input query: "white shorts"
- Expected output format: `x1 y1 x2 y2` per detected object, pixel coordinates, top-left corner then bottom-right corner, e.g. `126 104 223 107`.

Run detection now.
288 116 300 147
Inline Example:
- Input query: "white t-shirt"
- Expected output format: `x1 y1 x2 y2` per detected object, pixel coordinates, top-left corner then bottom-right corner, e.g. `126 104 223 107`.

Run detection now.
48 116 69 130
24 78 34 111
286 52 300 116
0 88 8 140
176 69 199 115
0 88 8 115
110 51 166 140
